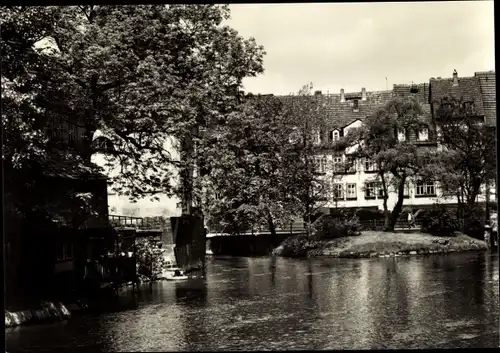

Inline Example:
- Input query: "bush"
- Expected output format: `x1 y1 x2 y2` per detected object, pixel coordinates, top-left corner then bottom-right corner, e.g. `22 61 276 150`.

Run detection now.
135 238 166 281
421 207 460 237
463 206 484 239
311 213 361 240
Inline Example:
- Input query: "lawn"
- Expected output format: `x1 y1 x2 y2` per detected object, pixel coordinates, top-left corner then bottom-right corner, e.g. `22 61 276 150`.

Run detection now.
274 231 487 258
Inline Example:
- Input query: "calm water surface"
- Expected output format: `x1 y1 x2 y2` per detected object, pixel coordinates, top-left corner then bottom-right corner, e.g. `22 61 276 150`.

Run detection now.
5 252 499 351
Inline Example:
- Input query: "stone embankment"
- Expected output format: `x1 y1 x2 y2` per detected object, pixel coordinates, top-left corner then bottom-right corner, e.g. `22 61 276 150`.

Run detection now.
5 301 71 328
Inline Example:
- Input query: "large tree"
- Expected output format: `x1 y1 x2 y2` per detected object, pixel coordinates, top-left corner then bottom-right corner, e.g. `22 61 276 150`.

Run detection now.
423 96 496 224
198 84 336 237
199 93 299 236
2 5 265 303
2 5 265 216
279 84 337 235
337 97 432 230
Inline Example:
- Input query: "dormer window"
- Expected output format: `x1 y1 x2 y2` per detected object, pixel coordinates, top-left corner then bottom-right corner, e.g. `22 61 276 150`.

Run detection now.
313 130 321 145
397 128 406 142
353 99 359 112
332 130 339 142
417 127 429 141
463 101 475 114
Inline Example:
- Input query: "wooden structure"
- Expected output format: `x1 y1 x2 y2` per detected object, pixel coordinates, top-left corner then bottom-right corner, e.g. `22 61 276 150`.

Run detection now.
171 215 206 273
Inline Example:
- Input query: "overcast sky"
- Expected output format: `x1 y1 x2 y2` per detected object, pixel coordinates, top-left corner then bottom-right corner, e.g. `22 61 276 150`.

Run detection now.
227 1 495 95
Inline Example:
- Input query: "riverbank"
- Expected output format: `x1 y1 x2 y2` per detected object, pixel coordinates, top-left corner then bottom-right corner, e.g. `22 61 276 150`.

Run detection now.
273 231 488 258
5 301 71 328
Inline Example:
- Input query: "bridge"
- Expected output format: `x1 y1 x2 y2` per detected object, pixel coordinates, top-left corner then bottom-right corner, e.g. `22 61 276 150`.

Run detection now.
206 226 306 256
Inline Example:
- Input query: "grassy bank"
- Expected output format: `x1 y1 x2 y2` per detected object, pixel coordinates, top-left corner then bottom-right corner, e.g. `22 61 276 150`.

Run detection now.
273 231 487 258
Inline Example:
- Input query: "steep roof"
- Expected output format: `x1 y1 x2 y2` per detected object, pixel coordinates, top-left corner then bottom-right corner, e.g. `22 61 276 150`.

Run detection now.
475 71 496 127
429 74 485 116
393 83 431 116
317 90 394 130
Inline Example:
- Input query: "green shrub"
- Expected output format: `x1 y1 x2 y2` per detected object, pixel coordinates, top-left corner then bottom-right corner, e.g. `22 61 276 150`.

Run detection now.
135 238 166 281
311 213 361 240
421 207 460 237
277 235 319 257
463 206 484 239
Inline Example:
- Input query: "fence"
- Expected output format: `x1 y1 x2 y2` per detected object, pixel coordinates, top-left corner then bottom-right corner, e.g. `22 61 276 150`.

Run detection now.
109 215 144 228
208 223 306 236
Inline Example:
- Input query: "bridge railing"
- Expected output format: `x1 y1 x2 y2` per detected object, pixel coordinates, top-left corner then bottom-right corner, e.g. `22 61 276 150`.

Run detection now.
207 224 306 237
109 215 144 228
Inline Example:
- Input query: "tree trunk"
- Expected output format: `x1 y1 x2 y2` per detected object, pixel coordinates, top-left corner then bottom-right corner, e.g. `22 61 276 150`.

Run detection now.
380 172 390 230
266 208 277 237
388 175 406 231
180 127 197 216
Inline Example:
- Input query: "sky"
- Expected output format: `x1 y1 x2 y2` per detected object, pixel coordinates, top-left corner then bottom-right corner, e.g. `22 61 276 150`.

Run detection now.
227 1 495 96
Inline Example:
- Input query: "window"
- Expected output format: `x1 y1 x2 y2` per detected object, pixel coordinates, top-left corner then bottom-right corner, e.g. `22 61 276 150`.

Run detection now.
346 183 357 199
377 183 385 199
313 157 326 173
463 101 475 113
346 156 356 173
397 128 406 142
68 124 77 146
364 158 377 172
417 127 429 141
365 182 377 199
314 130 321 145
314 157 327 173
332 156 343 173
353 99 359 112
56 243 73 261
332 130 340 142
415 181 436 197
404 183 410 197
319 156 327 173
333 183 344 201
53 117 63 141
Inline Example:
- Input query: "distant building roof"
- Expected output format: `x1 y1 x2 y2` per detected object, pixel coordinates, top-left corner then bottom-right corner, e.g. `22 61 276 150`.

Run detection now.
429 72 485 117
475 71 496 127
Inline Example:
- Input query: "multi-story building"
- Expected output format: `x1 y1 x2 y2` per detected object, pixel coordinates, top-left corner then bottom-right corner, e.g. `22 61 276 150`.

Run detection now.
288 70 496 214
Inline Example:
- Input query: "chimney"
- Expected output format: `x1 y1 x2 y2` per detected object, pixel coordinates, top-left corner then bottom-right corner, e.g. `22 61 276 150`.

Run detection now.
314 90 322 96
361 87 367 101
452 69 458 86
340 88 345 103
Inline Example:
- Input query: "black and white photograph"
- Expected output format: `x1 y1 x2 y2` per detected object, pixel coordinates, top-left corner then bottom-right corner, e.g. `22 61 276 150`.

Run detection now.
2 1 498 351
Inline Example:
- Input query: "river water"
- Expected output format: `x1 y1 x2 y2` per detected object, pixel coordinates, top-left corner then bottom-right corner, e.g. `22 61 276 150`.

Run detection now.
6 252 499 351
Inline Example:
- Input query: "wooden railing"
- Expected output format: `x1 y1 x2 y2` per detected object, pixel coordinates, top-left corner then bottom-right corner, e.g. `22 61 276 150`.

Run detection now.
109 215 144 228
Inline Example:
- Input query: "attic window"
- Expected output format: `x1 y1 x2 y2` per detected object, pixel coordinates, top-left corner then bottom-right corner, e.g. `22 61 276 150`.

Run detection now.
397 128 406 142
463 101 475 111
353 99 359 112
417 127 429 141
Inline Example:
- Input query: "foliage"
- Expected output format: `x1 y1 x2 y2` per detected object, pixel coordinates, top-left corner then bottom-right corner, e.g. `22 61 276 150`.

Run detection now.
1 5 265 227
141 216 171 230
421 206 460 237
426 96 496 210
135 238 166 282
337 97 434 231
274 235 319 258
200 89 323 236
311 213 362 240
462 206 485 239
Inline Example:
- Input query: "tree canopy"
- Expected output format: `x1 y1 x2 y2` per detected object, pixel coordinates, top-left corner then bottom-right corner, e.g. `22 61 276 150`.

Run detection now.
2 5 265 224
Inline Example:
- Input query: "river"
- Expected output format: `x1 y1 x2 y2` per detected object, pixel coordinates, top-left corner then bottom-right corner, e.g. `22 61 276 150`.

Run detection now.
5 252 499 351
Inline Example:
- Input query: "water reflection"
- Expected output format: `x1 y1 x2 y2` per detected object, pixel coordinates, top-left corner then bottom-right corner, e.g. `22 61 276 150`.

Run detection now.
5 253 499 352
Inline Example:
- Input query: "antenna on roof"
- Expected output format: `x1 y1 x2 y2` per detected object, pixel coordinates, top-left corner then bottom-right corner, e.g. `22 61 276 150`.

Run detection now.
385 77 388 90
